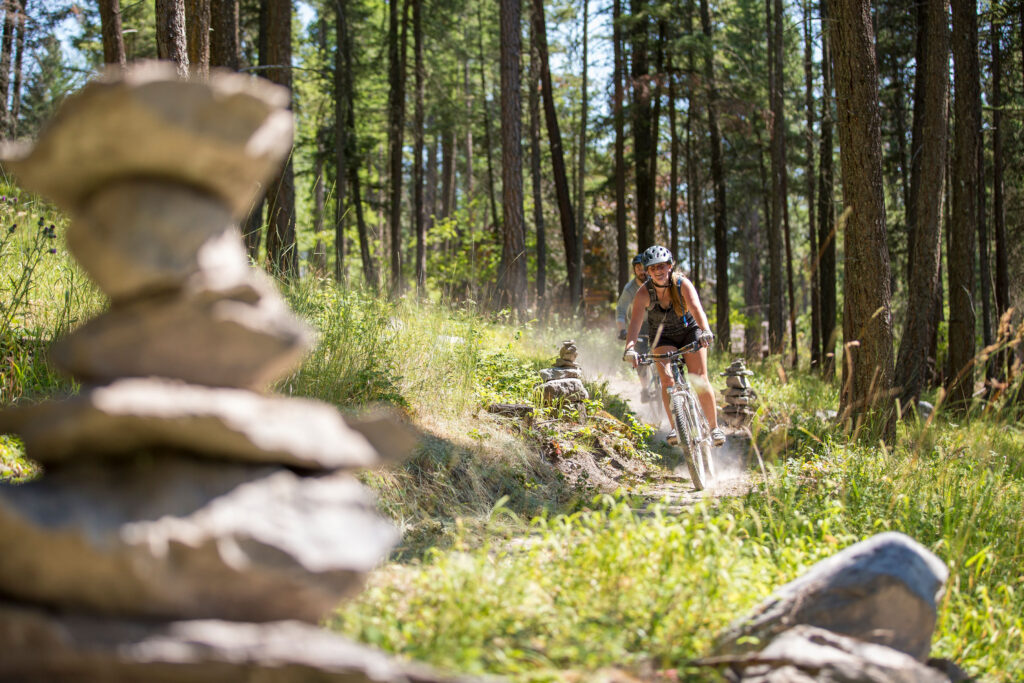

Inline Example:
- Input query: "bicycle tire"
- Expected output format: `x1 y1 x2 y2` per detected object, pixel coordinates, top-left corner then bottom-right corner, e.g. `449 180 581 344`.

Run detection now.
687 394 716 481
671 392 706 491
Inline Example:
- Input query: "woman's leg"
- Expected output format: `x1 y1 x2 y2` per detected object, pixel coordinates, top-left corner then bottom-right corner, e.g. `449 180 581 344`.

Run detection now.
684 347 719 430
652 344 678 426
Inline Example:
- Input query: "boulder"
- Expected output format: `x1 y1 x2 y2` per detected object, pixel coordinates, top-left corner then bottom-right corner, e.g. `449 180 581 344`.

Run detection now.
0 602 461 683
719 625 950 683
0 378 392 470
541 378 589 405
726 375 751 390
49 278 311 389
0 62 293 218
539 367 582 382
713 532 947 661
68 181 250 302
0 460 398 622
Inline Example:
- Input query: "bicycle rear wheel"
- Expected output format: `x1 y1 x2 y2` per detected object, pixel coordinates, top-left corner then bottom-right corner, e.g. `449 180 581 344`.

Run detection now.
671 392 706 491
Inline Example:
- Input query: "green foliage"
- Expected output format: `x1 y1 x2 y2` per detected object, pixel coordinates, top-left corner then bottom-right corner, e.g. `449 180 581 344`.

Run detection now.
473 349 541 406
333 363 1024 681
0 186 95 406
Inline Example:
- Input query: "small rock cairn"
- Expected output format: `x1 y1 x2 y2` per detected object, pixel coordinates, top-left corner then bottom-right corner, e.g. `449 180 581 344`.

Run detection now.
719 359 757 428
0 64 448 682
539 340 589 407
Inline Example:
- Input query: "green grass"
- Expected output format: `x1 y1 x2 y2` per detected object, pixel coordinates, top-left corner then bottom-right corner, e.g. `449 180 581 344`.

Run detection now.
331 366 1024 682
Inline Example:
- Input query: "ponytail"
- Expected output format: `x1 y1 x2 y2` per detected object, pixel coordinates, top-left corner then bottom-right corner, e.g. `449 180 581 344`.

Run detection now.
669 272 687 317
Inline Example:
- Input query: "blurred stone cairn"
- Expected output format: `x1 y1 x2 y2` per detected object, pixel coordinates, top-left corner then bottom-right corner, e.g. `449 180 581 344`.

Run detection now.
0 64 454 682
539 340 589 408
719 359 757 428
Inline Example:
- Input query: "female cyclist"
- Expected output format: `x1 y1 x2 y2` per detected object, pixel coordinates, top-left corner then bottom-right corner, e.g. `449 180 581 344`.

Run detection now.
622 245 726 447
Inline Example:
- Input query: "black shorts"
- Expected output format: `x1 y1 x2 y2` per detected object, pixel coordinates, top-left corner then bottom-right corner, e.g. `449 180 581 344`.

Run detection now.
654 324 700 351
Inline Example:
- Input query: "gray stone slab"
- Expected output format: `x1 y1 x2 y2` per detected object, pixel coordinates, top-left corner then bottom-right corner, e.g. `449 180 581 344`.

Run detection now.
723 625 949 682
0 378 393 470
538 367 582 382
49 279 311 389
713 532 948 661
0 460 398 622
0 62 293 218
540 378 589 405
68 182 251 302
0 602 464 682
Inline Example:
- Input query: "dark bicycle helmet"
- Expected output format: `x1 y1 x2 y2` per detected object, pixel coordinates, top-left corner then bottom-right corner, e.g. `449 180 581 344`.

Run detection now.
632 253 644 265
641 245 673 268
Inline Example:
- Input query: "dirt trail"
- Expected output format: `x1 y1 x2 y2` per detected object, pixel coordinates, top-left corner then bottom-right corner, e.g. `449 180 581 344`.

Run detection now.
598 368 758 513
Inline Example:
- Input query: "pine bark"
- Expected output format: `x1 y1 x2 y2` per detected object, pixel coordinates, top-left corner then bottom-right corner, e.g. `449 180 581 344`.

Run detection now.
894 0 949 409
830 0 895 440
156 0 189 77
498 0 525 313
334 0 349 281
947 0 980 410
804 0 820 369
477 7 500 232
185 0 210 78
767 0 784 356
210 0 239 69
613 0 627 290
99 0 127 67
263 0 295 276
631 0 655 249
530 0 580 308
992 17 1010 379
699 0 729 351
1 0 14 133
413 0 426 297
387 0 408 293
818 0 837 378
529 16 547 304
575 0 587 297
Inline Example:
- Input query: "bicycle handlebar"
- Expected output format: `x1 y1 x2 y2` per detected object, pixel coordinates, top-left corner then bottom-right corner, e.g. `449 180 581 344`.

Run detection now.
637 339 703 365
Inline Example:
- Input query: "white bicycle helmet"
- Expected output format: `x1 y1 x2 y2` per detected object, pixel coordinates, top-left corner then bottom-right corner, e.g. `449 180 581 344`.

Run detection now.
641 245 673 268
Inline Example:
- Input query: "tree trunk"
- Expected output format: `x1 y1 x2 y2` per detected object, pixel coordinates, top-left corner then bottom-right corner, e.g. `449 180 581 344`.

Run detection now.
440 129 455 220
0 0 13 133
413 0 426 297
210 0 238 69
685 0 701 289
631 0 654 250
668 56 679 263
463 58 475 202
263 0 295 276
478 6 500 233
575 0 587 297
349 93 378 286
530 0 580 309
767 0 784 356
804 0 819 370
334 0 349 281
529 16 547 305
947 0 979 410
699 0 728 352
613 0 628 290
498 0 525 314
818 0 837 378
992 16 1010 380
185 0 210 79
894 0 948 410
743 201 764 360
99 0 127 67
387 0 408 293
830 0 895 441
9 0 23 135
156 0 189 77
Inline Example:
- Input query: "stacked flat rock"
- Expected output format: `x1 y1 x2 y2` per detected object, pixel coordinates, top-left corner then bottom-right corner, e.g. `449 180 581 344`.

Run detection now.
0 64 450 683
719 360 757 427
539 340 589 404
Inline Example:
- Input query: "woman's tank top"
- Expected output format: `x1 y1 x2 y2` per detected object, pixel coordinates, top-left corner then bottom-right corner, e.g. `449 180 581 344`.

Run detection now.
644 276 695 338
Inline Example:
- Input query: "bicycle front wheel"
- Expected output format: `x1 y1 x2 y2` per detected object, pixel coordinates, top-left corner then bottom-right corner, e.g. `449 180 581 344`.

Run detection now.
687 394 716 480
671 392 706 491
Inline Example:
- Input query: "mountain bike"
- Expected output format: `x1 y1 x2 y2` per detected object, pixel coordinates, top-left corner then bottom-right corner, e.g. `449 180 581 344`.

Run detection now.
638 340 716 491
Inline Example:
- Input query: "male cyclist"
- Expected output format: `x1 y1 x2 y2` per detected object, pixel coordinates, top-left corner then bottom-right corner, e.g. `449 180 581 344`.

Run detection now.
616 254 654 402
622 245 726 447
